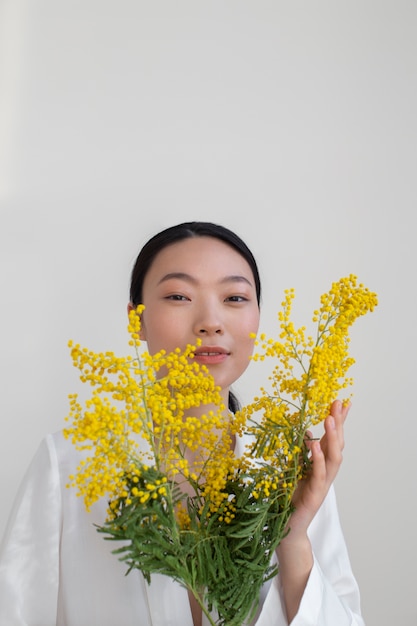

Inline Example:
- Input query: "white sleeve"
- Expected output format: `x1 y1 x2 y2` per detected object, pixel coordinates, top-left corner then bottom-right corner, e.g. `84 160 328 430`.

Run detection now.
0 436 61 625
255 487 365 626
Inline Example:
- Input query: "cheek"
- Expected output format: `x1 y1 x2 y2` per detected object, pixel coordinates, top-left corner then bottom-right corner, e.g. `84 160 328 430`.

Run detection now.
241 311 260 337
141 312 188 355
237 313 259 355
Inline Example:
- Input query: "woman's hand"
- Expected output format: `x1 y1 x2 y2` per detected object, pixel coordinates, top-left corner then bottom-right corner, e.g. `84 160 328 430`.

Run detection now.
276 399 350 622
289 398 350 536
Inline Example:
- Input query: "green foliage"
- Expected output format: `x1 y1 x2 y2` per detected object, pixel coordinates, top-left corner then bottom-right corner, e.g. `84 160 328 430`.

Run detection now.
97 464 294 626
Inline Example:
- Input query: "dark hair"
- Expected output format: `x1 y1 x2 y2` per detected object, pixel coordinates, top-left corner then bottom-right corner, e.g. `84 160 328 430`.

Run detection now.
129 221 261 412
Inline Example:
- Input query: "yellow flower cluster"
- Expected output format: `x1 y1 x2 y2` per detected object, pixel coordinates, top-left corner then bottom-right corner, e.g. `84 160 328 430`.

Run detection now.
64 276 377 626
240 275 378 488
65 276 377 517
64 308 243 520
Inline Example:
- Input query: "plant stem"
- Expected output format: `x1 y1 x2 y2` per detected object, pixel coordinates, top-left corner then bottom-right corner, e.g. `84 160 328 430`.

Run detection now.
188 587 218 626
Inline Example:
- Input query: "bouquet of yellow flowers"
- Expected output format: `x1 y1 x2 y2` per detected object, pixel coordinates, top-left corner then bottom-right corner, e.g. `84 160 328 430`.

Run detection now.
64 275 377 626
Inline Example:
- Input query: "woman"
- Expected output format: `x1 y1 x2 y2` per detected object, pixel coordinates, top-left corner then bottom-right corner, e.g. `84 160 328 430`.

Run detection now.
0 222 364 625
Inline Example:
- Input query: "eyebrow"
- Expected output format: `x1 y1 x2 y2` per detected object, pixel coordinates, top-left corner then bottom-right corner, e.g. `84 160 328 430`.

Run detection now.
157 272 253 288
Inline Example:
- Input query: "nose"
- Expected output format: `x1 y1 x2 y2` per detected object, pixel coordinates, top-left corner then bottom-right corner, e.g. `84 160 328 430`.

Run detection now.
196 325 223 336
193 304 224 336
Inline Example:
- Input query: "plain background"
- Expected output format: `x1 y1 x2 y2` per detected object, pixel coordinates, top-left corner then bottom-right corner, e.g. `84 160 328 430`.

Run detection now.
0 2 416 625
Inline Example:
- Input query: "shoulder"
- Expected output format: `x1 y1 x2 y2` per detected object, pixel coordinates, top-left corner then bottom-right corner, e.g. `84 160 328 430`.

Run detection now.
30 429 89 485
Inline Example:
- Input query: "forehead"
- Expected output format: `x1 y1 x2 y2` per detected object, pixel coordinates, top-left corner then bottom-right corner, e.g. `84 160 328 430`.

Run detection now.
145 236 254 281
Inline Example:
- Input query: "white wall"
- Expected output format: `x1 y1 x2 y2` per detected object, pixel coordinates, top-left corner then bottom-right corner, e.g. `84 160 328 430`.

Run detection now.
1 2 416 624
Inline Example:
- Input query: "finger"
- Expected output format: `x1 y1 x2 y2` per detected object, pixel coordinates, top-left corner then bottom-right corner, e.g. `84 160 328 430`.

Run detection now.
341 400 351 422
303 439 327 502
322 415 343 481
329 399 343 421
329 400 349 449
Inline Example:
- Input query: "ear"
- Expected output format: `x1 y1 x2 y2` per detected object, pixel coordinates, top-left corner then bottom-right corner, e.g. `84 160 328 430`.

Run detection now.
127 302 147 340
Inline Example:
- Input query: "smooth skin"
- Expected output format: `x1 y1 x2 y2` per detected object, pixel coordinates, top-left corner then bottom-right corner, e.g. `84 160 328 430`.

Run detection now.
129 236 348 626
133 236 261 406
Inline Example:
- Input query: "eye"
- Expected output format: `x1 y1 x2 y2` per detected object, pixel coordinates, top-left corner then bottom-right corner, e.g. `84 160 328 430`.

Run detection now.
165 294 190 301
225 295 249 303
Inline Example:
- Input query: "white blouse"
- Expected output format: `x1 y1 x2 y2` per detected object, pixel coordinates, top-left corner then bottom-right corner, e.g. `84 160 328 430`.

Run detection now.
0 431 365 625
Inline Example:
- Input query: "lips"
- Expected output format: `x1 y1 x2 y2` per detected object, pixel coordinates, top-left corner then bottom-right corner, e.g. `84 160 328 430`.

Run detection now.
193 346 230 364
194 346 229 355
195 350 226 356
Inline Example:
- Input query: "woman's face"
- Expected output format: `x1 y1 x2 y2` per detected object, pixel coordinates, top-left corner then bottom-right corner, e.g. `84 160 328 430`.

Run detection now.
138 236 260 394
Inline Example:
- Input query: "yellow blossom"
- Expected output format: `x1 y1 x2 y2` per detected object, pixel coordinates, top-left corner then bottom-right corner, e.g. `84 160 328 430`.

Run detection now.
64 277 377 626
